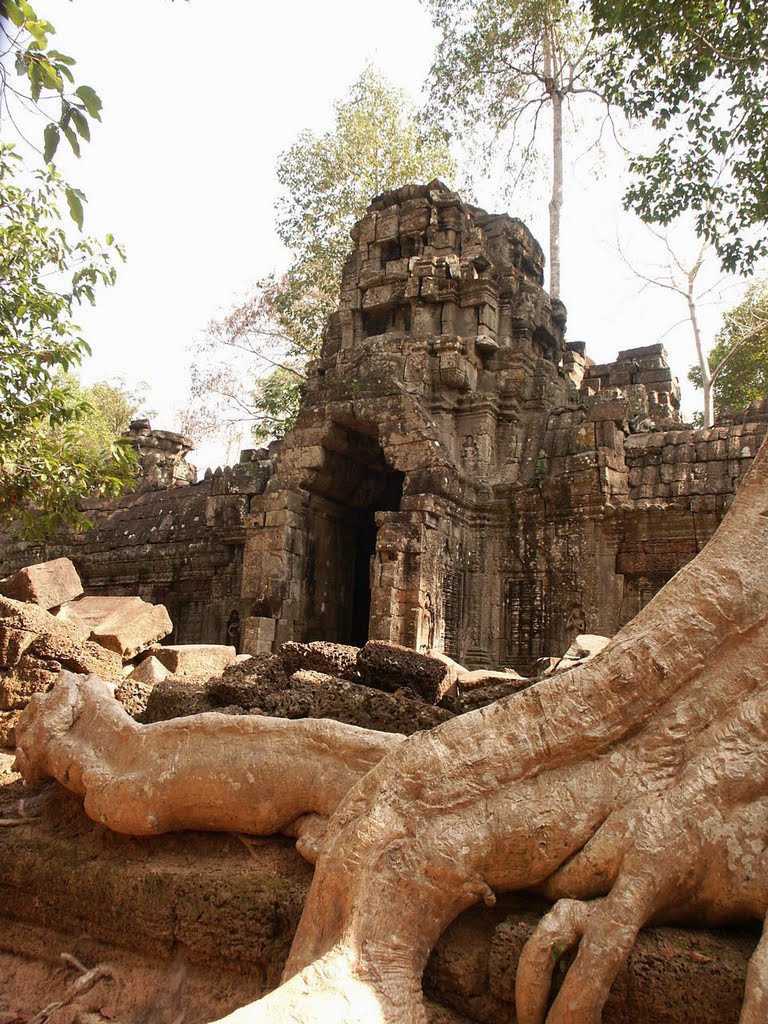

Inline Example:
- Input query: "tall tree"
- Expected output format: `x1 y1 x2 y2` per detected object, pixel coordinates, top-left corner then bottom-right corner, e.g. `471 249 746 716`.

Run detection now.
588 0 768 275
423 0 599 300
190 64 457 445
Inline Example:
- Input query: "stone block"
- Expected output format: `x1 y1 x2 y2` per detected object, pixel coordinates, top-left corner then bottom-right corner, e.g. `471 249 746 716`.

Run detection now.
153 644 237 678
586 400 628 423
279 641 360 681
90 601 173 660
242 616 277 655
55 595 147 638
127 654 170 685
357 640 453 703
0 557 82 610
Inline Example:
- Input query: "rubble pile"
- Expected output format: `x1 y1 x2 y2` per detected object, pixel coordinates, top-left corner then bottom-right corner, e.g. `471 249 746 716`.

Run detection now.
0 558 613 748
0 558 237 747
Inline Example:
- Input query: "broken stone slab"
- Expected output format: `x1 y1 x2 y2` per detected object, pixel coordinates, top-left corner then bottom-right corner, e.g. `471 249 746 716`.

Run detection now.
289 670 454 735
563 633 611 660
0 557 82 610
55 595 147 639
0 656 59 711
140 657 454 735
0 597 123 703
455 668 526 690
279 641 361 681
144 681 221 723
152 644 237 678
90 601 173 660
357 640 454 703
554 633 612 674
0 625 36 669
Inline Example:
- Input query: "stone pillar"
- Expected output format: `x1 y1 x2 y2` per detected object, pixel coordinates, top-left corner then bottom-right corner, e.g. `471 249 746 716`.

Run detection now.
241 489 309 653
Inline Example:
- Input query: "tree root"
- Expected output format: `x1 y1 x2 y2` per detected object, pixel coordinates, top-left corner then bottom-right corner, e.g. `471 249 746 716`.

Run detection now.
15 436 768 1023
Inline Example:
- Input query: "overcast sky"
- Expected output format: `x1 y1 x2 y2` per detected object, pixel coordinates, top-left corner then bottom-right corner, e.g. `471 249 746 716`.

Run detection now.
29 0 753 470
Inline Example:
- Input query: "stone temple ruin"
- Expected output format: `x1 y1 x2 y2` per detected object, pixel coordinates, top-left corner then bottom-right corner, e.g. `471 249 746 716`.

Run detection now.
4 183 768 1024
1 181 766 672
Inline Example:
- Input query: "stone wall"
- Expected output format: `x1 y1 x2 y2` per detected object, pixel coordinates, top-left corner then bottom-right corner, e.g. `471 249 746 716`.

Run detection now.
0 434 277 650
1 182 765 670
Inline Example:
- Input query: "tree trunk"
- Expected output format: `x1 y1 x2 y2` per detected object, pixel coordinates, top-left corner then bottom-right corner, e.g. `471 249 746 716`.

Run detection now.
543 27 563 301
688 286 714 426
549 89 563 301
16 435 768 1024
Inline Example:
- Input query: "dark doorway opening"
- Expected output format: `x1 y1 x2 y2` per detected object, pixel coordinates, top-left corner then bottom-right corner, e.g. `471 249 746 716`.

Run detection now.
303 427 403 646
350 510 378 646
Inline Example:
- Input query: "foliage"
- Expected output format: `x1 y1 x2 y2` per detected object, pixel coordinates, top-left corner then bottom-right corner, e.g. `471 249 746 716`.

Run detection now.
191 64 457 445
84 376 155 437
0 143 132 540
588 0 768 275
422 0 601 297
0 0 103 220
689 279 768 414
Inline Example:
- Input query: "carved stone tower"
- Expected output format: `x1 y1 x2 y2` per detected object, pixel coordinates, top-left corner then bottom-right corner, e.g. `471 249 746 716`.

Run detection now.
240 181 686 670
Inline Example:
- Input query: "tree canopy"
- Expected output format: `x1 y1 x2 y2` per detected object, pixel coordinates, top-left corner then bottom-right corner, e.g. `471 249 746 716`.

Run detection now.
0 144 133 540
689 278 768 415
588 0 768 275
190 64 457 445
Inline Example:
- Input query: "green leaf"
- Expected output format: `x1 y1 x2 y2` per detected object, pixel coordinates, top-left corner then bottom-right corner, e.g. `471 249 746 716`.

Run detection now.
37 57 62 92
14 51 27 76
28 60 42 102
65 186 84 229
43 122 60 164
47 49 76 66
4 0 25 27
61 122 80 158
105 232 114 245
74 85 102 121
70 107 90 142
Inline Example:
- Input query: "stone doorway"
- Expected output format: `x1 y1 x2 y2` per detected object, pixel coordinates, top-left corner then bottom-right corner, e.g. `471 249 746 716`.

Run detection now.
303 427 404 647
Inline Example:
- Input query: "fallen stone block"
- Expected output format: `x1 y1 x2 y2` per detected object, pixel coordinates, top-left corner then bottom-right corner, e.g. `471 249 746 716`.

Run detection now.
114 678 153 721
126 654 170 685
144 681 220 723
446 678 533 715
455 668 525 690
357 640 453 703
555 633 611 674
563 633 611 660
55 595 147 639
206 655 288 709
152 644 237 678
290 670 454 735
0 557 82 610
0 597 123 696
279 641 360 681
0 656 59 711
0 625 36 669
90 601 173 660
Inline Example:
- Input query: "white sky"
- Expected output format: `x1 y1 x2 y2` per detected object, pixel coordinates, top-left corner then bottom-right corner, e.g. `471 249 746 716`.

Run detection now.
24 0 756 470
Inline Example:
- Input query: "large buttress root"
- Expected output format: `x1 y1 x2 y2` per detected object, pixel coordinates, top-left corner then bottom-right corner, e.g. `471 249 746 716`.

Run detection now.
15 672 402 841
16 437 768 1023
